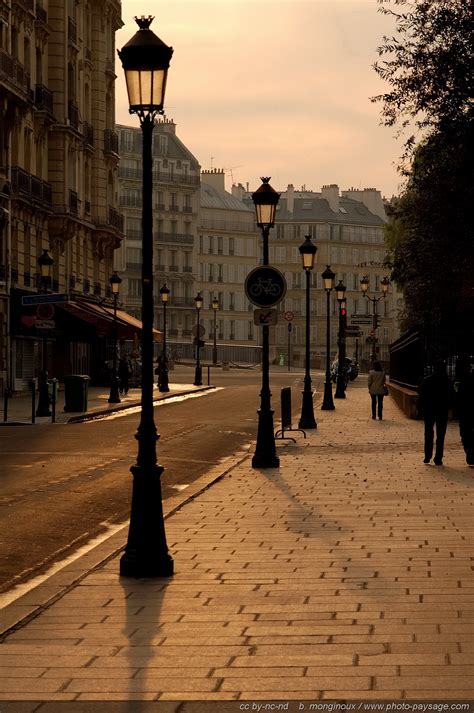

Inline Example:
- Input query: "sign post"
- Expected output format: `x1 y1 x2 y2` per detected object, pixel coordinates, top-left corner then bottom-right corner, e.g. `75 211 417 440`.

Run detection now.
284 311 294 372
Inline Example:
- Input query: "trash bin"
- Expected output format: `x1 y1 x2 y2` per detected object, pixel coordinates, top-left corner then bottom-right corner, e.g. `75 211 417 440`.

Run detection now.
279 353 285 366
63 375 90 412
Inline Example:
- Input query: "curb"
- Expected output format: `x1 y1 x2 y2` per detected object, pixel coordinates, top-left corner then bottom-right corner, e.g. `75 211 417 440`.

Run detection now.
0 447 254 640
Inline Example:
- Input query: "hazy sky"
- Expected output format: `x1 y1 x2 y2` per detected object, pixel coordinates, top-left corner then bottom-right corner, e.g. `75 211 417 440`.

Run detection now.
115 0 403 197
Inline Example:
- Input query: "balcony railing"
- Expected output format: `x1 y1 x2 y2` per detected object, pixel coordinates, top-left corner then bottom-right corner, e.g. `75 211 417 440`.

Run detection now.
108 206 124 232
34 84 53 113
35 4 48 24
154 232 194 244
118 166 141 179
0 50 29 95
11 167 52 207
83 122 94 146
127 229 142 239
155 263 165 271
104 129 119 154
153 170 200 186
169 264 179 272
69 189 79 214
183 206 193 213
68 100 80 130
119 195 142 207
182 266 192 273
68 17 77 45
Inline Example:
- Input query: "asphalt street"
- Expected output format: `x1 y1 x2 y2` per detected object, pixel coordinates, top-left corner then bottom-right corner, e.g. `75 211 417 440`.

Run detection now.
0 366 323 593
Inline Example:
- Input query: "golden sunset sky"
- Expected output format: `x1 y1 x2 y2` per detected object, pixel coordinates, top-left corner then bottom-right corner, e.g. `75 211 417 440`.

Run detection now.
115 0 404 197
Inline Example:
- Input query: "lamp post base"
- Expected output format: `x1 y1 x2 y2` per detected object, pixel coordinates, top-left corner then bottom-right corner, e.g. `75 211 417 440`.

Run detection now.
108 376 121 404
158 368 169 392
36 374 51 417
120 463 174 578
334 379 346 399
252 407 279 469
252 452 280 468
299 385 317 429
194 365 202 386
321 380 335 410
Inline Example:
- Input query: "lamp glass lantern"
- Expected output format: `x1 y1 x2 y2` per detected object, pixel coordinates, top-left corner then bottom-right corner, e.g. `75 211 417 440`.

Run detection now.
251 177 280 228
109 271 122 295
299 235 317 271
118 16 174 114
194 293 203 310
360 275 369 293
38 249 53 280
212 298 219 311
335 280 347 301
322 265 336 291
380 276 390 294
160 283 170 303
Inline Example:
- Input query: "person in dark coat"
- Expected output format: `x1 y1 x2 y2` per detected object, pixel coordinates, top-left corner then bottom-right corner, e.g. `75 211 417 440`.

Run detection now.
456 357 474 466
118 356 131 395
418 360 455 465
368 360 387 420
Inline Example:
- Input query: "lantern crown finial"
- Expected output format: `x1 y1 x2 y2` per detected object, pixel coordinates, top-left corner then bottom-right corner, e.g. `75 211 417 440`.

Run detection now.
260 177 271 184
134 15 154 30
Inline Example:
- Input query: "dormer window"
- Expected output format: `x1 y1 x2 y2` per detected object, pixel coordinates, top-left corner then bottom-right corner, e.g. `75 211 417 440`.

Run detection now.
159 135 168 155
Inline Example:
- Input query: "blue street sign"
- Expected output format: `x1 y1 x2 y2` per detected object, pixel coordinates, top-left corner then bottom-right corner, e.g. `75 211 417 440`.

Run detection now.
21 293 70 306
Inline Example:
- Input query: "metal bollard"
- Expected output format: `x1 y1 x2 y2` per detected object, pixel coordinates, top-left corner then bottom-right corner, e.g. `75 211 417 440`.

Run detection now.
30 379 37 424
3 387 9 422
51 379 58 423
207 365 211 385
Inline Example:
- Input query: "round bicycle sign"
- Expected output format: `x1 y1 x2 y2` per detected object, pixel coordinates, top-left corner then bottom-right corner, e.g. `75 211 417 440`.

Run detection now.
244 266 287 308
284 311 294 321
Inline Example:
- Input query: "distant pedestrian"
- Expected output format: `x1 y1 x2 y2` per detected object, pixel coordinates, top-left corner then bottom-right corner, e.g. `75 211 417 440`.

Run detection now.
418 360 455 466
118 356 131 395
368 360 387 420
456 356 474 466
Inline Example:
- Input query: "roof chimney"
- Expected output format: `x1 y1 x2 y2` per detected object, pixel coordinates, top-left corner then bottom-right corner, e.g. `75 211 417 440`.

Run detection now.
321 184 339 213
286 184 294 213
341 187 387 221
201 168 226 194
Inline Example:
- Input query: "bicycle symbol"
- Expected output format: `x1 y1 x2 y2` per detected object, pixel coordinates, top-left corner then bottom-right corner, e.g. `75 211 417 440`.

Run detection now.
249 278 281 298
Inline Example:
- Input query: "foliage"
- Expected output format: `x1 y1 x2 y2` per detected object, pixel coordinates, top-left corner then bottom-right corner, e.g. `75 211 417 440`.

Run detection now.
372 0 473 160
384 122 473 332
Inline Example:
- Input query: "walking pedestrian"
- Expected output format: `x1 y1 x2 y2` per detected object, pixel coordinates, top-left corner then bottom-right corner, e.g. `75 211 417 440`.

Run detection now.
456 356 474 466
418 360 455 466
368 360 387 420
118 355 131 395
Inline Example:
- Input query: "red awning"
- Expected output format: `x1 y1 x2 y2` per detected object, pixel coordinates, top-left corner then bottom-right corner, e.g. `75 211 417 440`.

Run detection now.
59 299 162 342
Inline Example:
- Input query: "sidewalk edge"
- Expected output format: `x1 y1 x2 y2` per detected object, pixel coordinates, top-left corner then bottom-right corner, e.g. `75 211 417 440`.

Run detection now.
0 448 252 640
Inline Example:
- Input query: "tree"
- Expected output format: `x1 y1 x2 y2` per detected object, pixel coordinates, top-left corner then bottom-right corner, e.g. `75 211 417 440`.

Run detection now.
372 0 473 159
384 122 473 333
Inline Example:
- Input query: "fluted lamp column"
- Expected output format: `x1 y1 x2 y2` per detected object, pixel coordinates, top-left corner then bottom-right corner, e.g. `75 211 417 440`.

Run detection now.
108 271 122 404
193 292 203 386
298 235 318 429
212 298 219 365
36 249 54 417
334 279 347 399
158 283 169 392
118 14 174 578
321 265 336 410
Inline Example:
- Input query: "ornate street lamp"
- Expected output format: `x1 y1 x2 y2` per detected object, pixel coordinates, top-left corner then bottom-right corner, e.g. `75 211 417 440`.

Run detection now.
36 249 54 417
108 271 122 404
212 298 219 365
193 292 203 386
360 274 390 363
298 235 317 429
118 15 174 578
158 283 170 392
334 279 347 399
251 177 280 468
321 265 336 411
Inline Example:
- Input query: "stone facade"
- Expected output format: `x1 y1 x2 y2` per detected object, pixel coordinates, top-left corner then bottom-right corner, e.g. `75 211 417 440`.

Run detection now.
0 0 123 392
115 119 201 341
234 182 403 368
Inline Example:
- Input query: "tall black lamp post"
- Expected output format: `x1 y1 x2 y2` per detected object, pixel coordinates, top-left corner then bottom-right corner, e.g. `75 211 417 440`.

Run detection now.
36 249 53 417
321 265 336 410
212 298 219 365
360 274 390 363
334 279 347 399
158 283 170 392
193 292 203 386
298 235 317 429
118 15 174 578
251 177 280 469
108 271 122 404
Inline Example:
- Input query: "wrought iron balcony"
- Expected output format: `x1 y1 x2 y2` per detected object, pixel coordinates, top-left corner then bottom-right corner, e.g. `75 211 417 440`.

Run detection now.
104 129 119 154
0 50 29 96
108 206 124 232
11 167 52 208
34 84 53 114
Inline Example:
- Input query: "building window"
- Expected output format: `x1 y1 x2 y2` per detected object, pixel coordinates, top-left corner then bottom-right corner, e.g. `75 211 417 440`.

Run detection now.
159 135 168 155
